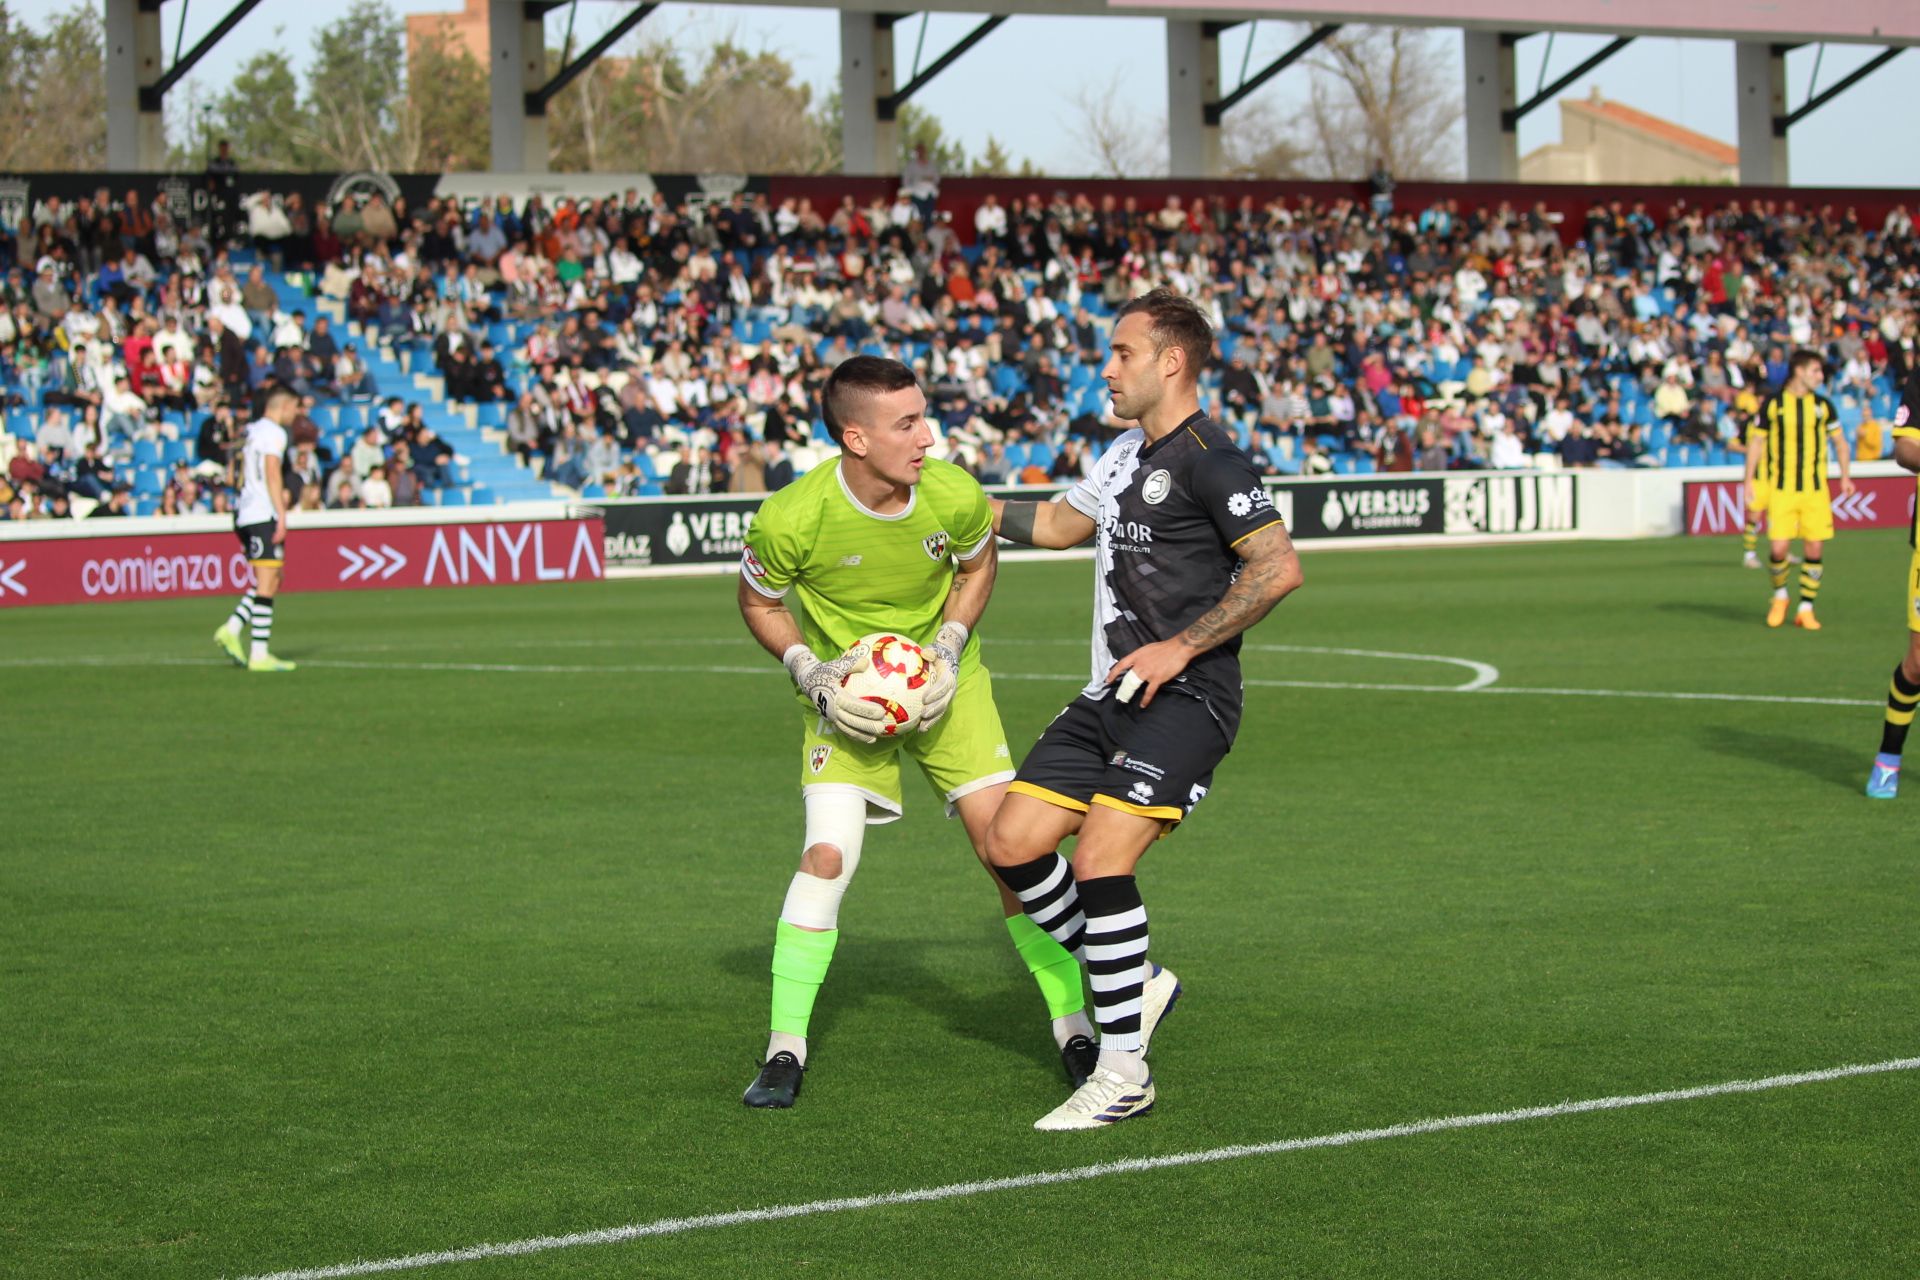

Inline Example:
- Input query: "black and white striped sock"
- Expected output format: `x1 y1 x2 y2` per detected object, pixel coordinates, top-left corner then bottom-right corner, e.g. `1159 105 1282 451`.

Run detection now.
1079 874 1148 1055
993 852 1087 958
250 596 274 659
227 591 255 632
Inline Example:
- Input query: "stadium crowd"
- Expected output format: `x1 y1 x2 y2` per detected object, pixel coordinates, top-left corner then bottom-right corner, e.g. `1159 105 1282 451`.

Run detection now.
3 172 1917 520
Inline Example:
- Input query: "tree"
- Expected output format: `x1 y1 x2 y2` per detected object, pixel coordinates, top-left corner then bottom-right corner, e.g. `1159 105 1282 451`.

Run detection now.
548 28 838 174
1220 98 1312 179
1299 26 1461 179
1062 71 1164 178
0 1 106 170
408 21 489 171
298 0 415 171
895 103 966 174
207 46 307 170
814 92 968 176
971 135 1013 177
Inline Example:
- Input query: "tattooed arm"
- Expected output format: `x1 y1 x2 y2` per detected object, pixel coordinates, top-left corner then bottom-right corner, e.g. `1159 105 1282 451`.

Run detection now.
1103 522 1304 707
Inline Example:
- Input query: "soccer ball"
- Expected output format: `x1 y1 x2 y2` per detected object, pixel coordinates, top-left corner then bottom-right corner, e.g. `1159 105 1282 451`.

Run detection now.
840 632 931 737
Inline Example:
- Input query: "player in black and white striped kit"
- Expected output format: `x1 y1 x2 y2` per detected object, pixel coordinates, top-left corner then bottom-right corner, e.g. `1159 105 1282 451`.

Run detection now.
986 289 1304 1129
214 386 301 672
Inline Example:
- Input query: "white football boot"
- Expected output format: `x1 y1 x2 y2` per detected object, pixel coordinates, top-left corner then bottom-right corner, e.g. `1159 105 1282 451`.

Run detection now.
1034 1065 1156 1131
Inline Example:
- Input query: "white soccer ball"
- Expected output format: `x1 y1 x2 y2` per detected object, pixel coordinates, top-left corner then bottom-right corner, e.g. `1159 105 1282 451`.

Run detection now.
839 632 932 737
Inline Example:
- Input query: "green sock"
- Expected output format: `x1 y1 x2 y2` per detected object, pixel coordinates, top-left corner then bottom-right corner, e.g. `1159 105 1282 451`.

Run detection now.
770 920 838 1038
1005 913 1085 1020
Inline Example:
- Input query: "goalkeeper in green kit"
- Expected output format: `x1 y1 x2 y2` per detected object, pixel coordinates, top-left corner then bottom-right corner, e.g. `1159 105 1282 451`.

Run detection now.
735 355 1094 1108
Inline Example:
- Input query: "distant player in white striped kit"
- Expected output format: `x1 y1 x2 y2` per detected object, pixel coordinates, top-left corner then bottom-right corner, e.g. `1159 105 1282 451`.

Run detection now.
986 290 1304 1129
214 386 300 672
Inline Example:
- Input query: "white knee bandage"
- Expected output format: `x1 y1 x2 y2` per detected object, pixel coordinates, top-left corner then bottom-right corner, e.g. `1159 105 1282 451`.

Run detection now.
779 790 869 930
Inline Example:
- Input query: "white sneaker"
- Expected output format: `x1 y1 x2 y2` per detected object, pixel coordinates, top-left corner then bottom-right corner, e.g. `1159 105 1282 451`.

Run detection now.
1741 552 1761 569
1034 1065 1156 1130
1139 963 1182 1053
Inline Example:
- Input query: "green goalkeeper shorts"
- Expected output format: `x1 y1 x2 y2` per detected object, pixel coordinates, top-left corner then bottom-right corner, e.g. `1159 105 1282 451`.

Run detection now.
798 664 1015 823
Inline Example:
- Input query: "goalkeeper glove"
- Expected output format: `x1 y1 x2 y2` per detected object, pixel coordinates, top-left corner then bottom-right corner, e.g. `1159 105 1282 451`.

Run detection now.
918 621 967 731
784 643 888 743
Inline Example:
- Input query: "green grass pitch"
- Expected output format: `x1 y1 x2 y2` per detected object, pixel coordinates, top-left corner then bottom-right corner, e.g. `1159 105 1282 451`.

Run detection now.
4 535 1916 1279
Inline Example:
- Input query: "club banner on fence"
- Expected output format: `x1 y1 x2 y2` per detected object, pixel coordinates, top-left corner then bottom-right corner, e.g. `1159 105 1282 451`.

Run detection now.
0 517 603 608
1682 478 1917 536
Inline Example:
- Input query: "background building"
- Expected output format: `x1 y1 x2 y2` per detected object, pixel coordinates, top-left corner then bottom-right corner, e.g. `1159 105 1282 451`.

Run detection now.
1522 87 1739 184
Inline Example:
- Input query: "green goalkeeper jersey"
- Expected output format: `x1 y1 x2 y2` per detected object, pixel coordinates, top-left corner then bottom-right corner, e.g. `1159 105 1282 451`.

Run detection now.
742 456 992 690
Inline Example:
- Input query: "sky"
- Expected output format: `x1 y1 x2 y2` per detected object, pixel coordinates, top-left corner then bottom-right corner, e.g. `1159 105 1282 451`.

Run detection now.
23 0 1919 186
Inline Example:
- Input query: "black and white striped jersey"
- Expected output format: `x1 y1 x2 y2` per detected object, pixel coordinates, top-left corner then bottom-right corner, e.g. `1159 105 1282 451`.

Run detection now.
1062 411 1285 741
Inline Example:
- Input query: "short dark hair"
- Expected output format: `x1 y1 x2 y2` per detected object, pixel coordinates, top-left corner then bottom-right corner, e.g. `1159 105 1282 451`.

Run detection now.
821 355 920 444
1788 348 1825 379
1114 288 1213 384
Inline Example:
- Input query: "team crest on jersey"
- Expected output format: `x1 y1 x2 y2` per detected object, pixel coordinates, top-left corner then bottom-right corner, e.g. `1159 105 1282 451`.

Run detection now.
741 545 768 578
1896 404 1910 427
1142 469 1172 505
922 531 950 560
809 744 832 774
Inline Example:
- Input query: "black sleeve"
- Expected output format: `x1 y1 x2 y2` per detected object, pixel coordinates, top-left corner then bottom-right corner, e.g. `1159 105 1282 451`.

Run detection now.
1190 446 1286 548
1899 373 1920 431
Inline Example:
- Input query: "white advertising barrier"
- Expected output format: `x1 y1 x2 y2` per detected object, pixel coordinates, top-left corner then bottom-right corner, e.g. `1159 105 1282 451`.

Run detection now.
0 502 601 608
592 468 1655 581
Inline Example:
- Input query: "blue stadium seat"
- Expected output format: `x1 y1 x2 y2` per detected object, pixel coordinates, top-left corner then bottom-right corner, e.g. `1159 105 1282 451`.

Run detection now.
132 468 165 496
133 439 163 467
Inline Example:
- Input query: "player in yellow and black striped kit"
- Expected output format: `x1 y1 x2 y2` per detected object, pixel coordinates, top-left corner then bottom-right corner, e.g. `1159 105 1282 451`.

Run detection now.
1863 368 1920 799
1744 351 1855 629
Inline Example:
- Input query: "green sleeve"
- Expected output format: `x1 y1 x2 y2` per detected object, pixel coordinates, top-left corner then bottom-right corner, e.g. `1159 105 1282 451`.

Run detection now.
742 496 801 596
951 470 995 562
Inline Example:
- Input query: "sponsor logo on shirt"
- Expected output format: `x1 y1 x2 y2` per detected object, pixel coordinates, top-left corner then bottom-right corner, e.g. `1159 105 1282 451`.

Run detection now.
838 554 862 567
923 530 950 560
1226 487 1274 519
1100 511 1155 553
809 744 832 774
1142 469 1172 505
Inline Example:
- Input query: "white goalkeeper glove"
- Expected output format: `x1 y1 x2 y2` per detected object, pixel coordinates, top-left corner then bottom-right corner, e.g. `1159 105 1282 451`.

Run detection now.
918 621 967 731
784 643 888 743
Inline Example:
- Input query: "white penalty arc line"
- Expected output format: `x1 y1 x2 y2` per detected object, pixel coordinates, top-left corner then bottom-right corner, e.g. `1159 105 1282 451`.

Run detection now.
0 654 1886 708
232 1055 1920 1280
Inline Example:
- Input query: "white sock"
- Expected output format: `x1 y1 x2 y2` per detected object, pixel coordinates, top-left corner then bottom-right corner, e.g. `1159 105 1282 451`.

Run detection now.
766 1031 807 1066
1097 1046 1149 1084
1797 599 1812 612
1052 1011 1095 1049
1773 587 1789 599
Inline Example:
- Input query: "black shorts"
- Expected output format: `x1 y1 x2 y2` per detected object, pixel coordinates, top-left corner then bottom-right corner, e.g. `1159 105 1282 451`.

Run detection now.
236 521 284 565
1010 689 1230 830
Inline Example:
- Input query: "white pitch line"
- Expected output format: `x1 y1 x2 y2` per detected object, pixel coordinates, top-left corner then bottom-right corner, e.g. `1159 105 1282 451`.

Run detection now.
231 1055 1920 1280
0 653 1885 708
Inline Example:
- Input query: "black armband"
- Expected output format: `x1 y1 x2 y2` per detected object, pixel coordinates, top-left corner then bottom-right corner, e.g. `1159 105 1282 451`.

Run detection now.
1000 501 1039 545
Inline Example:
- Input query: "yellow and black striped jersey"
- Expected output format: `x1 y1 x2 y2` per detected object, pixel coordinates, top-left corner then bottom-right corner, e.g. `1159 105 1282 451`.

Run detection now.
1755 392 1841 494
1895 372 1920 548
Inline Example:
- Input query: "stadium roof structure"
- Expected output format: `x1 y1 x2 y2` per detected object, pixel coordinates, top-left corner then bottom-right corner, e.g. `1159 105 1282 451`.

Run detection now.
105 0 1917 182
